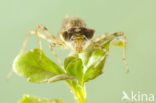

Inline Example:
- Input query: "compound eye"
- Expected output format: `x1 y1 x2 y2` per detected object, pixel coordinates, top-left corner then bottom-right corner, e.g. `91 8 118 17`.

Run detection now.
88 29 95 39
84 29 95 39
62 31 69 41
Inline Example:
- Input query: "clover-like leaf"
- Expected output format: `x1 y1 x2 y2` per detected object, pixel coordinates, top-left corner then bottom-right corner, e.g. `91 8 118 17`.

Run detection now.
84 50 107 82
19 94 63 103
13 49 64 83
83 42 110 82
64 56 77 69
65 57 83 84
78 50 92 67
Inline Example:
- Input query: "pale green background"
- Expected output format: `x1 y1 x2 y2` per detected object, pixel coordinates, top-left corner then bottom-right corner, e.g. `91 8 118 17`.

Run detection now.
0 0 156 103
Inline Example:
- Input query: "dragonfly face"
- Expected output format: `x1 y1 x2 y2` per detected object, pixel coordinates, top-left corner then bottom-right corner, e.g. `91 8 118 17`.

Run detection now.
61 27 95 53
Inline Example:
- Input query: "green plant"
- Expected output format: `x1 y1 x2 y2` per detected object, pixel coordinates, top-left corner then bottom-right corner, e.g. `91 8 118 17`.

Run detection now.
13 37 126 103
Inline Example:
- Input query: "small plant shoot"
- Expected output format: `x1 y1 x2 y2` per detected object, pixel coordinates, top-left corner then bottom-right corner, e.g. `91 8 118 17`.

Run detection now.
13 17 129 103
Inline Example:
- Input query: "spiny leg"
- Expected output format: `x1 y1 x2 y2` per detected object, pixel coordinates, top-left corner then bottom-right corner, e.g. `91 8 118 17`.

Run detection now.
26 24 66 68
36 25 43 60
8 25 57 79
49 43 64 68
8 33 47 79
20 30 43 60
95 32 129 72
20 24 56 53
20 30 35 53
7 30 41 80
37 24 56 39
21 24 66 68
112 32 129 72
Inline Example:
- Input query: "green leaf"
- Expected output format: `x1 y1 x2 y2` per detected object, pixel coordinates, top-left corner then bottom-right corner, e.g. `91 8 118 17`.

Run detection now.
19 94 63 103
101 40 111 50
80 40 111 82
64 56 77 69
78 49 92 66
13 49 64 83
84 49 108 82
43 74 76 83
65 57 83 83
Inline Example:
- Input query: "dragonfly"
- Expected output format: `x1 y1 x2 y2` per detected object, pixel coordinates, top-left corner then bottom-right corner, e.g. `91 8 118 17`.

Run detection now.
20 16 129 72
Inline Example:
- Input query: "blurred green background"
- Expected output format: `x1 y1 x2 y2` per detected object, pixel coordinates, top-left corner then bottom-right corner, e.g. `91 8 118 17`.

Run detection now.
0 0 156 103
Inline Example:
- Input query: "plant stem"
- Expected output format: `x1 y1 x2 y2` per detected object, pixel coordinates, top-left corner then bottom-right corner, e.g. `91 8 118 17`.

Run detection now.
66 81 86 103
74 86 86 103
